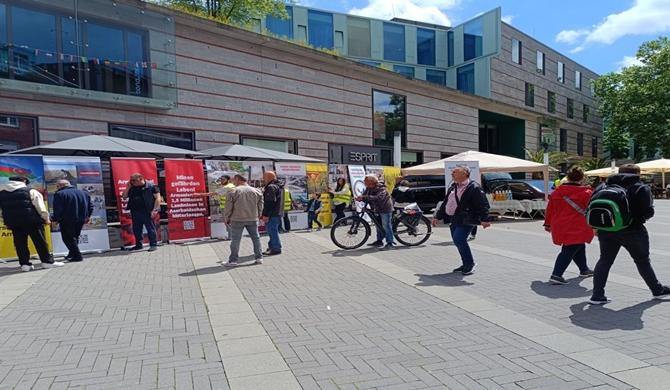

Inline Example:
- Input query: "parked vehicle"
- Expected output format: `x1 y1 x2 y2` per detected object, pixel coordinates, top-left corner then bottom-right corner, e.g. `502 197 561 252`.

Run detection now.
403 173 545 212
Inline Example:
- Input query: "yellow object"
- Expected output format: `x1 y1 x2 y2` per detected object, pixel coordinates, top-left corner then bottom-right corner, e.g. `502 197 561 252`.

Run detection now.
218 182 235 209
305 163 332 226
283 188 293 211
383 166 402 193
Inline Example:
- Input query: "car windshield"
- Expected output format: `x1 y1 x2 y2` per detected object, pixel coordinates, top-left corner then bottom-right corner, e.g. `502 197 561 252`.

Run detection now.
482 172 512 181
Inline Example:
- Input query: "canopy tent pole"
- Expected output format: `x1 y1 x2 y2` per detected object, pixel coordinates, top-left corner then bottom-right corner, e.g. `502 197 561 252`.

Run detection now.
543 167 549 201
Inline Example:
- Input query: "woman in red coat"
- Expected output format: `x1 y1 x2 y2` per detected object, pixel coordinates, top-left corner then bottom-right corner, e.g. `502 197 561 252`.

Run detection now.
544 166 595 284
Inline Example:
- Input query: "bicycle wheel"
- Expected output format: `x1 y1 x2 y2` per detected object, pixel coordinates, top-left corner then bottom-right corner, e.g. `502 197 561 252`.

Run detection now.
330 216 371 250
393 214 432 246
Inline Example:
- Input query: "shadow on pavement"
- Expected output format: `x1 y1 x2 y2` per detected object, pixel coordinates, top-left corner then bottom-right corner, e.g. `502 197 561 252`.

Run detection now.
323 245 421 257
569 300 665 331
431 241 454 247
179 256 258 276
415 273 474 287
530 279 592 299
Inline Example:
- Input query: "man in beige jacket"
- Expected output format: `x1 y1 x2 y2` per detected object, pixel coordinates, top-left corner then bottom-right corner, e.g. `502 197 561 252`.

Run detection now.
222 174 264 266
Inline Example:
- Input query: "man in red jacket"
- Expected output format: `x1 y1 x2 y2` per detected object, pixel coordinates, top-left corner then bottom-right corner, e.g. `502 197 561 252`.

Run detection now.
544 166 595 284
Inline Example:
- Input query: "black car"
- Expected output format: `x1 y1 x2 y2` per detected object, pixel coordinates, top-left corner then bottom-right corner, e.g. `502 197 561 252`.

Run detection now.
403 173 545 213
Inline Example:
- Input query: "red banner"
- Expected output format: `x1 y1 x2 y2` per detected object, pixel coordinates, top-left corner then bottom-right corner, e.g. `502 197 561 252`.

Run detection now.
164 159 209 242
110 158 160 247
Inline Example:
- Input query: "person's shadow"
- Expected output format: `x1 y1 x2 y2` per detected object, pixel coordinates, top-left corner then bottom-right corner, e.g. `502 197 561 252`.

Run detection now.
569 300 664 331
530 279 592 299
415 272 474 287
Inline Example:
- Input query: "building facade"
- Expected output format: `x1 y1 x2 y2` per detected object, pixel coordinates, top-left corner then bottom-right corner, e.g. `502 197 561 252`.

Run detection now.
0 0 601 167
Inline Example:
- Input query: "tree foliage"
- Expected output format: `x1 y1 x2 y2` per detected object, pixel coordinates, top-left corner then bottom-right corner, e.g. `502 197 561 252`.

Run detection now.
150 0 289 25
524 148 572 170
593 37 670 159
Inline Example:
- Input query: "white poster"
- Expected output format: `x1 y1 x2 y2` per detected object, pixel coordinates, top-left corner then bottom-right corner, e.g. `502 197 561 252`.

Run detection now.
44 156 110 255
275 162 308 230
364 165 385 185
444 161 481 193
347 165 367 211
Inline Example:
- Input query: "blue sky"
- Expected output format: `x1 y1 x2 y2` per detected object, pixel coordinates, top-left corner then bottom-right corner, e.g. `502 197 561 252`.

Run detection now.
296 0 670 75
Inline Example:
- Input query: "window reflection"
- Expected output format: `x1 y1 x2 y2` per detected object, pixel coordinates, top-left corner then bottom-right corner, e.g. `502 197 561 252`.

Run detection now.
110 125 195 150
383 23 405 62
347 17 370 57
266 6 293 39
308 10 334 49
426 69 446 86
463 18 483 61
11 7 59 85
457 64 475 94
0 4 7 78
373 90 406 147
416 28 435 66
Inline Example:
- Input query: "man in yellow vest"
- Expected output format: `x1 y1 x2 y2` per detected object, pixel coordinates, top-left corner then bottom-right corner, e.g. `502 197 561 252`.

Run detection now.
281 187 293 232
196 175 235 237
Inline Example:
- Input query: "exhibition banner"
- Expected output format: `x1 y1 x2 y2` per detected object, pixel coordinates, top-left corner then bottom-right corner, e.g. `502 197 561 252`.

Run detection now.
204 160 272 238
383 166 402 193
347 165 367 212
276 162 308 229
0 155 52 260
328 164 348 189
110 158 160 247
164 159 209 242
305 163 332 227
44 156 109 255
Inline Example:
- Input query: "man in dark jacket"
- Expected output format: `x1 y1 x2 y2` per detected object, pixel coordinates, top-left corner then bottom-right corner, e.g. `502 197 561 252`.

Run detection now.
53 180 92 262
433 166 490 275
0 177 63 271
121 173 161 252
357 175 395 250
590 164 670 304
261 171 283 256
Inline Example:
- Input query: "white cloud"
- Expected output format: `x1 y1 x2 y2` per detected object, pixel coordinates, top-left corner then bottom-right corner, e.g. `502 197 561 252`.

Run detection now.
555 0 670 51
501 15 514 25
617 55 644 70
349 0 460 26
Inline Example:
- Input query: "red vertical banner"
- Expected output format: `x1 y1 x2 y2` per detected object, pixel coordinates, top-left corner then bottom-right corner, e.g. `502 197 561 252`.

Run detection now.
164 159 209 242
110 158 160 247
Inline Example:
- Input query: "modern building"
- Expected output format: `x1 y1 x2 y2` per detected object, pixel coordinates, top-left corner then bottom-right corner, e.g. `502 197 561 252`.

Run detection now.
0 0 602 167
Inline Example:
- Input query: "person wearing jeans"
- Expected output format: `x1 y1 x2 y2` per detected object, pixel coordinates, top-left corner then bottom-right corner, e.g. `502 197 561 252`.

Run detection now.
223 174 264 266
261 171 283 256
356 175 395 250
122 173 161 252
433 166 490 275
590 164 670 304
543 166 594 285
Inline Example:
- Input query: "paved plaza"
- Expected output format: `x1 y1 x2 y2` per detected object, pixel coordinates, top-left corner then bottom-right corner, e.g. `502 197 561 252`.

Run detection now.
2 203 670 389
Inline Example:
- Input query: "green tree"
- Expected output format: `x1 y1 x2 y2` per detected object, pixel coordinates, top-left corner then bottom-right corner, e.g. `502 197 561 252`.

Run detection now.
150 0 289 25
593 37 670 159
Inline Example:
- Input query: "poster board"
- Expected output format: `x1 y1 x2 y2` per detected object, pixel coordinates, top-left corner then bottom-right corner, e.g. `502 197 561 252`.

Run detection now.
275 162 308 230
347 165 366 212
164 159 209 242
306 163 332 227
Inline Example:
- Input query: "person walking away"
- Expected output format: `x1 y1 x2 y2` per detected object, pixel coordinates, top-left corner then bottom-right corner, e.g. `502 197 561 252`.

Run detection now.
356 175 395 250
0 177 63 271
52 180 92 262
543 166 594 284
222 174 264 266
306 192 323 231
331 178 351 222
281 187 293 232
433 166 491 275
391 178 415 208
261 171 283 256
121 173 161 252
589 164 670 304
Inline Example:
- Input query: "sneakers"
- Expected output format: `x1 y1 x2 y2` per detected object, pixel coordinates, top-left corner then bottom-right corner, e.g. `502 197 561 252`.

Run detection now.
367 241 384 247
380 243 395 251
549 275 568 285
452 265 465 273
255 258 264 265
462 264 477 275
467 235 476 242
129 245 143 251
579 269 594 278
148 246 158 252
42 261 65 269
653 285 670 300
222 261 239 267
20 265 34 272
263 249 281 256
588 296 612 305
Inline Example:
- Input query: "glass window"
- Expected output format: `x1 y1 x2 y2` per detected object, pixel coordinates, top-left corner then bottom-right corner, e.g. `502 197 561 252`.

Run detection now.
0 4 7 78
512 38 521 64
308 10 334 49
536 51 544 75
590 79 595 96
426 69 446 86
447 30 454 67
127 32 149 97
525 83 534 107
457 64 475 94
575 70 582 90
373 90 406 147
393 65 414 78
592 136 598 157
463 18 483 61
567 98 574 118
416 28 435 66
266 6 293 38
547 91 556 113
577 132 584 156
11 6 59 85
242 137 297 154
401 151 423 168
61 17 83 89
347 17 370 57
86 22 127 95
359 60 380 67
557 61 564 83
335 31 344 49
110 125 195 150
297 25 307 42
0 114 37 153
583 104 589 123
383 23 405 62
560 128 567 152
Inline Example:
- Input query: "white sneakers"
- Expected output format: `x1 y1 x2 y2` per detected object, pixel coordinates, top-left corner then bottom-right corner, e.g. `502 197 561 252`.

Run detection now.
20 262 66 271
20 265 34 272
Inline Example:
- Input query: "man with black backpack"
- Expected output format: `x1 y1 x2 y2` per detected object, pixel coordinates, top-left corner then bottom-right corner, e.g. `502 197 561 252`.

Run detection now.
588 164 670 304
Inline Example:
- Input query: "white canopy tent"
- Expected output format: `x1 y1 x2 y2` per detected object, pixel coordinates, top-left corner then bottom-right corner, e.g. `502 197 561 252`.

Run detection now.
585 166 618 178
638 158 670 188
402 150 553 199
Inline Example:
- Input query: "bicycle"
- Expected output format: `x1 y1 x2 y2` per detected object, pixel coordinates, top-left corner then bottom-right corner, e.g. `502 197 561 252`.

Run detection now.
330 202 432 249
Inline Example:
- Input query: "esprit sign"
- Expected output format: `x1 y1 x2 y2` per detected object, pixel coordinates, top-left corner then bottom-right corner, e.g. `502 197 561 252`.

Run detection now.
349 151 378 163
342 145 381 164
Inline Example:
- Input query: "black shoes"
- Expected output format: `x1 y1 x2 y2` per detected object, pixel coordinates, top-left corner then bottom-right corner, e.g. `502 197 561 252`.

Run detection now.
367 241 384 247
588 296 612 305
653 285 670 300
453 264 477 275
549 275 568 285
452 265 465 273
263 249 281 256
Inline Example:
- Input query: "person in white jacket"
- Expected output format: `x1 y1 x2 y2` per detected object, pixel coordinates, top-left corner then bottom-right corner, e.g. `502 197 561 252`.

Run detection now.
0 177 64 271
